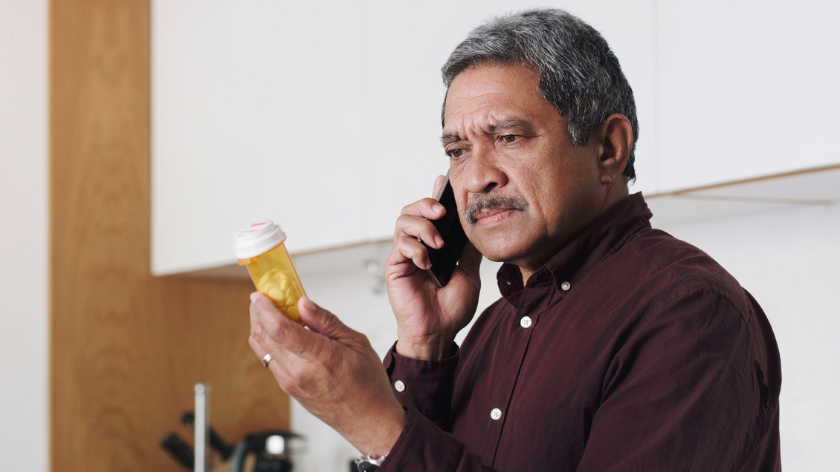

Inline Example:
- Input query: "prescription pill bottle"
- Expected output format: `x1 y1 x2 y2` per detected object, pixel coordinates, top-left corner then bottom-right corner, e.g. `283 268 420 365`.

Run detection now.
235 220 306 326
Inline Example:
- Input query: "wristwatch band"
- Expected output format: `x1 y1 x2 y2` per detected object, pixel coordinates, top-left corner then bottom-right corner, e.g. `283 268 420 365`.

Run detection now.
355 452 388 471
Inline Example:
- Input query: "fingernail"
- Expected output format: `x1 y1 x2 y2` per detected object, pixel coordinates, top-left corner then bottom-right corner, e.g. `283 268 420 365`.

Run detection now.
433 204 444 213
302 296 317 311
435 235 444 248
250 292 259 303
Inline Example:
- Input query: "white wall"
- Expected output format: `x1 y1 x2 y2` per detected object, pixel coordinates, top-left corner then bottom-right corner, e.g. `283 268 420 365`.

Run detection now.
0 1 49 471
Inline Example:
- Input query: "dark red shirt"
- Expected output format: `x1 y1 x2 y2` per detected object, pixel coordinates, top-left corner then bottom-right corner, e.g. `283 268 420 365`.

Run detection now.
380 193 781 472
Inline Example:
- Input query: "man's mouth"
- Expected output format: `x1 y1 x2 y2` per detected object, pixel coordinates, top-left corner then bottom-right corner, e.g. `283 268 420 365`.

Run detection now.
473 207 517 223
464 195 527 224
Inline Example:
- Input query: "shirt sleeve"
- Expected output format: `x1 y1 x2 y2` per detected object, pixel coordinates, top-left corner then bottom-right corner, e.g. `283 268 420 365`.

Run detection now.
379 344 499 472
377 408 497 472
575 288 777 472
382 342 459 427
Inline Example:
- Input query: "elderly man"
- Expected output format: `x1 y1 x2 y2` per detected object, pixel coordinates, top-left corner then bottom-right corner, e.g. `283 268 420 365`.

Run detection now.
248 9 782 472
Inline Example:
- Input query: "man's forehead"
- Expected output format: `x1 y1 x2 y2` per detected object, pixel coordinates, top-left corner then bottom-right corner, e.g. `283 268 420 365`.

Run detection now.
441 64 557 140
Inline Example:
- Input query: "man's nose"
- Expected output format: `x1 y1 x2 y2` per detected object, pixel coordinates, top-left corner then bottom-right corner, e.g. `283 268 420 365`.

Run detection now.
462 144 507 194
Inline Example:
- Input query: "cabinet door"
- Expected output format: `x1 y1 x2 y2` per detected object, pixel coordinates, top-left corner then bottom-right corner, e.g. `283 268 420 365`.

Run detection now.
152 1 367 275
153 0 656 275
363 0 658 239
657 0 840 191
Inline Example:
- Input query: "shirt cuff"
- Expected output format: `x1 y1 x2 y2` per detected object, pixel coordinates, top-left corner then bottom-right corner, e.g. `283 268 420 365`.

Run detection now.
377 407 464 472
383 342 459 423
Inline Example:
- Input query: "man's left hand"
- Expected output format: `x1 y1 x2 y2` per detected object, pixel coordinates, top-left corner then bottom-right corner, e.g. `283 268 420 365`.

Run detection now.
248 292 406 457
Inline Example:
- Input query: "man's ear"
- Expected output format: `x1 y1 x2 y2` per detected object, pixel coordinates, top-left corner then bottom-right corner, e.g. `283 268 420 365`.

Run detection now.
595 114 633 185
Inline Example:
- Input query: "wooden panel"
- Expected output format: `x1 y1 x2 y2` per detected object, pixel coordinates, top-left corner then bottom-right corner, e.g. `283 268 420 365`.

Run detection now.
50 1 289 471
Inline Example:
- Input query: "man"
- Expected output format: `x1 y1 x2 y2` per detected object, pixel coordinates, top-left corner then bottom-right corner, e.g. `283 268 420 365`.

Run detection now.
248 9 782 471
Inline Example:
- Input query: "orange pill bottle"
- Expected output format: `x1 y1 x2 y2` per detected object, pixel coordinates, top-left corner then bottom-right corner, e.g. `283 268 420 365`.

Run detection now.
235 220 306 326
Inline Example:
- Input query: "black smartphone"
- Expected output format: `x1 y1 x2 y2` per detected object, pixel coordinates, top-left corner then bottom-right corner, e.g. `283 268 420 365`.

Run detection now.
426 172 469 287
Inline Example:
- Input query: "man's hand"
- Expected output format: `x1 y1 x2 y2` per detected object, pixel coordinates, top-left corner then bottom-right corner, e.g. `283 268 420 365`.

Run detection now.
385 175 483 361
248 293 405 458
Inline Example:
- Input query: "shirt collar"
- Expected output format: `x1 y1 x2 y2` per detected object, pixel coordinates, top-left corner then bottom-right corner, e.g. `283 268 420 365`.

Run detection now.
497 192 653 298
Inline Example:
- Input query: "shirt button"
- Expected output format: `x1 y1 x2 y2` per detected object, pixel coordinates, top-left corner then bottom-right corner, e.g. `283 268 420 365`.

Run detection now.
520 316 532 328
506 280 511 286
490 408 502 420
561 281 571 291
394 380 405 392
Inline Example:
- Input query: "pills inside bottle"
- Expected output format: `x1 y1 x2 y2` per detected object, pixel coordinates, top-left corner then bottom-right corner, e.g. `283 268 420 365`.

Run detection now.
235 220 306 326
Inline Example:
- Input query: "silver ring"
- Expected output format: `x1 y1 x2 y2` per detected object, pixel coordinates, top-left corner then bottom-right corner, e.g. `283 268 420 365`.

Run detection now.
261 353 272 368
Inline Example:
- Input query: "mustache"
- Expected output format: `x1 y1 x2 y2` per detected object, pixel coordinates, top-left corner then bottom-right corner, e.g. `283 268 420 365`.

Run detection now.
463 194 528 224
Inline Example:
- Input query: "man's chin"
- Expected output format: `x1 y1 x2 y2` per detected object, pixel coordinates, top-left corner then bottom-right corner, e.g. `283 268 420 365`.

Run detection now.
469 235 533 266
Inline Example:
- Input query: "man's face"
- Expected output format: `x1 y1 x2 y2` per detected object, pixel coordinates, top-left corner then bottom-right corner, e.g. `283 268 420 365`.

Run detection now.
442 64 605 271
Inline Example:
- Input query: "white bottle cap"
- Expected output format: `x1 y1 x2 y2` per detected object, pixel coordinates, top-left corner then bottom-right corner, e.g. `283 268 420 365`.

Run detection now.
234 220 287 260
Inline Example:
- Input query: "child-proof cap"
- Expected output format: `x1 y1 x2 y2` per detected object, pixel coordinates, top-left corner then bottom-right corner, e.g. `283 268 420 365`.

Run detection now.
234 220 287 260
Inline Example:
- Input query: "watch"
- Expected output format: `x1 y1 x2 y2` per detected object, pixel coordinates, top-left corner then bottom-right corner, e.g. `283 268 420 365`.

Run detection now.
355 452 388 471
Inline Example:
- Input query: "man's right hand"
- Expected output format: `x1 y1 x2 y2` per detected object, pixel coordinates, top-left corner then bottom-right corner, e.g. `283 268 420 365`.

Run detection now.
384 175 483 361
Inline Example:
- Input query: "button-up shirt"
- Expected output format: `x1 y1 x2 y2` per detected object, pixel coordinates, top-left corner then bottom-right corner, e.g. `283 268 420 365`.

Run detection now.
380 193 781 472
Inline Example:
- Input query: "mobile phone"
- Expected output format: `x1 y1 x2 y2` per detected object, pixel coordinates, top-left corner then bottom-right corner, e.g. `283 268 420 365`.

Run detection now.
425 172 469 287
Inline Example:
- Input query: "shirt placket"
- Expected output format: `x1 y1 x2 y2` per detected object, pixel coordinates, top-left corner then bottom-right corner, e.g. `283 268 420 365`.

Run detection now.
480 283 558 465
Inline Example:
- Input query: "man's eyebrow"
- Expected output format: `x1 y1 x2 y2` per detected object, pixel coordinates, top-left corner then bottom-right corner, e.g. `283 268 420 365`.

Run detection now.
441 133 462 146
440 119 536 145
489 119 535 134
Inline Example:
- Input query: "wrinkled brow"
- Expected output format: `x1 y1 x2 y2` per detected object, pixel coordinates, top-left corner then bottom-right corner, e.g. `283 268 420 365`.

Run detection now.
441 132 462 146
441 118 536 146
489 119 535 135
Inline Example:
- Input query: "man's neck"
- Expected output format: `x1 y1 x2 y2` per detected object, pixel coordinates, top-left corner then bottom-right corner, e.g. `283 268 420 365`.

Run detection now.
517 186 631 286
520 268 535 286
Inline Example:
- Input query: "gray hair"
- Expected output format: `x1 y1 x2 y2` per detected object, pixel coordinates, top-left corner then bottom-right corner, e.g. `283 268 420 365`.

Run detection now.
442 9 638 182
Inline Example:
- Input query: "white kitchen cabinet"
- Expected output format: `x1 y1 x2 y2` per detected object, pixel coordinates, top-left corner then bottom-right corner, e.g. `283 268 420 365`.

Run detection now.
152 0 655 275
152 0 369 275
656 0 840 191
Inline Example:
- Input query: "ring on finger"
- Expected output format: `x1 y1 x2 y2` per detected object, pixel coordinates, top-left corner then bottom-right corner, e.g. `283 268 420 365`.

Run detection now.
262 353 272 368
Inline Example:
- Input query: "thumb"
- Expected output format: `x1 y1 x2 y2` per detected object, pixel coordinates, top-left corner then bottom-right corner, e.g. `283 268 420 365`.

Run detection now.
297 296 352 341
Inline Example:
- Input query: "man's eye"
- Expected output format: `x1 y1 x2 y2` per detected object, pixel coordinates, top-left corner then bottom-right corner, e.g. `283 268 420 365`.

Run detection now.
447 149 464 158
501 135 520 143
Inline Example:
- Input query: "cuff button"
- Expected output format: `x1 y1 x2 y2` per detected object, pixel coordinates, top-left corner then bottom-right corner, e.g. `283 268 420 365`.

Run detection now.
394 380 406 392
